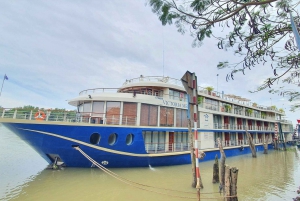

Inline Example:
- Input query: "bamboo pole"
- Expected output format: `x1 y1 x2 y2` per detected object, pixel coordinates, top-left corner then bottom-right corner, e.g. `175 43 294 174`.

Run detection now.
218 138 226 195
188 120 197 188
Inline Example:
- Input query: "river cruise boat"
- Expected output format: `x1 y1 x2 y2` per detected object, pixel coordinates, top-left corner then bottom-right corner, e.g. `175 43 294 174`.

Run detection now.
0 75 294 168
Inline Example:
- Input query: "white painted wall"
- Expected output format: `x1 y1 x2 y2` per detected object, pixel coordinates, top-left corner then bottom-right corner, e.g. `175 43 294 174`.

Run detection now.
199 112 213 129
198 132 215 149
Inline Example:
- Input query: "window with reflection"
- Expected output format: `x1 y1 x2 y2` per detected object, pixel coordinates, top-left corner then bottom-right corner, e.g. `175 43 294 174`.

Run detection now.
176 109 188 127
206 98 219 111
174 131 189 151
122 102 137 125
92 101 104 116
160 106 174 127
83 102 92 113
142 131 165 152
140 104 158 126
169 89 187 101
106 102 120 125
91 101 105 124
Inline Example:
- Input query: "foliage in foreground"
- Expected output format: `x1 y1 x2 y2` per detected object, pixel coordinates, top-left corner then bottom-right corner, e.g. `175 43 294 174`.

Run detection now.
148 0 300 110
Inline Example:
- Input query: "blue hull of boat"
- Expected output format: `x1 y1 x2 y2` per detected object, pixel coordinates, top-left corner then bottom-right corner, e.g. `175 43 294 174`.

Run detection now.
2 122 275 168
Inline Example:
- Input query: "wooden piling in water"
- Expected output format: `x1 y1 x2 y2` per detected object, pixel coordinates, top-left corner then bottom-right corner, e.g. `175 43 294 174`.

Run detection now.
212 154 219 183
230 167 238 201
224 165 239 201
263 134 269 154
218 138 226 195
246 129 257 158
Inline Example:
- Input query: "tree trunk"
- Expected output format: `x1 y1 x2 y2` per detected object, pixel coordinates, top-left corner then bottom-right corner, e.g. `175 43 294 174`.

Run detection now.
218 138 226 195
246 129 256 158
263 135 269 154
212 154 219 183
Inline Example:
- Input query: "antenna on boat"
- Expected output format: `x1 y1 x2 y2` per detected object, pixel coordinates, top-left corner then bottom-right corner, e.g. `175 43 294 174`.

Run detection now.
162 26 165 77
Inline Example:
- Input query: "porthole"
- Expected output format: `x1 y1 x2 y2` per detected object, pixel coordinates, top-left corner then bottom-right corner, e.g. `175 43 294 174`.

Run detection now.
108 133 118 145
126 134 134 145
90 133 101 145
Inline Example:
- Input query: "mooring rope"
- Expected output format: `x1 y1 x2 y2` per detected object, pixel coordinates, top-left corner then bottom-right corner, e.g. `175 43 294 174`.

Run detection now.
74 147 237 200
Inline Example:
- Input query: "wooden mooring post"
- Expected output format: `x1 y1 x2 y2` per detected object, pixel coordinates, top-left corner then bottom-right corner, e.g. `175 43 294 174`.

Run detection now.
246 129 256 157
212 154 219 183
225 165 239 201
263 134 269 154
218 138 239 200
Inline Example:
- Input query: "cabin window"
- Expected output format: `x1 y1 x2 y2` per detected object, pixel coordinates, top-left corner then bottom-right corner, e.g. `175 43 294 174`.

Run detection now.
205 98 219 111
122 102 137 125
106 102 120 125
140 104 158 126
141 88 146 95
83 102 92 113
90 133 101 145
213 115 222 129
169 90 174 99
126 134 134 145
173 91 179 101
169 89 187 101
176 109 188 127
78 103 83 113
160 106 174 127
92 101 104 117
142 131 165 152
108 133 118 145
175 131 189 150
147 89 152 95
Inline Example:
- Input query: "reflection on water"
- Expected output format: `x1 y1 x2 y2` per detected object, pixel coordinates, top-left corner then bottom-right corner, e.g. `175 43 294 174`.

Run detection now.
1 126 300 201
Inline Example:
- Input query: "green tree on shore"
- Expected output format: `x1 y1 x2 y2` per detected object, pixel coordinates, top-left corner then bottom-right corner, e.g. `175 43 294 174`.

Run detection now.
148 0 300 110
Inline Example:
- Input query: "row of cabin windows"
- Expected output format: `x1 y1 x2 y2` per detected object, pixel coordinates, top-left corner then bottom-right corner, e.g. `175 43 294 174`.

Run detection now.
143 131 189 145
78 101 188 127
79 101 275 128
205 98 276 119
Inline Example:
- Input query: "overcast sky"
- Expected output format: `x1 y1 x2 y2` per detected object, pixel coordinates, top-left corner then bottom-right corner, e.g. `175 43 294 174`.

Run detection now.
0 0 298 125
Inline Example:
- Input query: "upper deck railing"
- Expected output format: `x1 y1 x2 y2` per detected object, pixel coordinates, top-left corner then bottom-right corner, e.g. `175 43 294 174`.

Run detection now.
122 76 183 87
79 88 119 96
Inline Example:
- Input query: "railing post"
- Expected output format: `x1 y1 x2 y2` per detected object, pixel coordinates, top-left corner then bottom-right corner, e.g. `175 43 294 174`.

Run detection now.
1 109 5 118
13 110 17 119
63 112 66 122
46 111 51 121
29 110 32 120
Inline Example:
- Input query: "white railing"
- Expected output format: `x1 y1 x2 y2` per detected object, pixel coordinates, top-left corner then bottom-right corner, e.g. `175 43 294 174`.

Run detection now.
123 76 183 87
145 142 190 153
79 88 119 95
0 109 137 126
215 138 273 148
